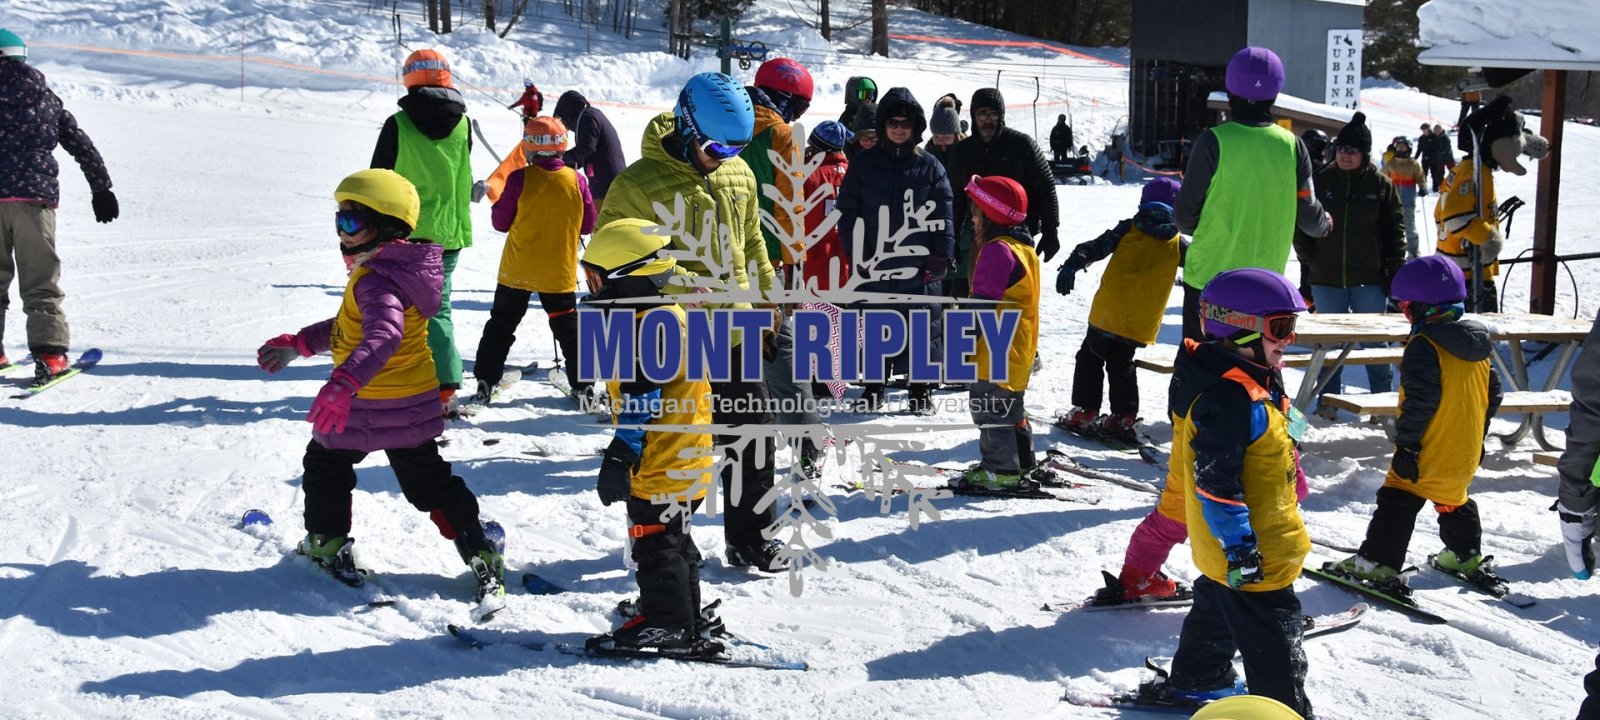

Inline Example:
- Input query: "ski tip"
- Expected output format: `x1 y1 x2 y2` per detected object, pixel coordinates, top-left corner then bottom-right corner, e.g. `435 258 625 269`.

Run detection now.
241 509 273 527
80 348 103 364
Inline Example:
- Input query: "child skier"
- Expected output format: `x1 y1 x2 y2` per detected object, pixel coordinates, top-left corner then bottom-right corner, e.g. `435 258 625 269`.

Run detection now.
800 120 853 291
1328 255 1504 591
1055 177 1185 444
579 218 719 653
475 115 597 403
957 175 1041 490
256 169 505 617
1144 267 1313 717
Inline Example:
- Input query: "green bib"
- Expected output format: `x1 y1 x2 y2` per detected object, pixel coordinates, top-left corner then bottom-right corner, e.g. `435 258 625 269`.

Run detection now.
1185 123 1298 289
393 112 473 250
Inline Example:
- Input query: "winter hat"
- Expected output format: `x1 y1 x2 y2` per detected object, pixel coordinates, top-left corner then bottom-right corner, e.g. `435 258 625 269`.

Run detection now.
852 101 879 134
970 87 1005 121
930 106 960 136
966 175 1028 225
1334 111 1371 155
808 120 853 153
1141 177 1181 208
402 49 453 90
524 116 568 156
1391 255 1466 306
0 29 25 62
1224 47 1284 102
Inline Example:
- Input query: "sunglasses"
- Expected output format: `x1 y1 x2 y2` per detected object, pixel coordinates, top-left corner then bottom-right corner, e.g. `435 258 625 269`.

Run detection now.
1336 145 1363 155
335 209 375 236
886 117 914 130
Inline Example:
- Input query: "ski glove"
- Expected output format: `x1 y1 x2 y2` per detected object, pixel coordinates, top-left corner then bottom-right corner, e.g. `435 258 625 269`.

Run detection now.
596 437 640 506
1224 542 1264 589
307 369 361 435
921 255 951 286
1056 250 1087 295
257 333 316 374
92 190 119 223
1392 445 1421 482
1036 228 1061 263
471 180 488 203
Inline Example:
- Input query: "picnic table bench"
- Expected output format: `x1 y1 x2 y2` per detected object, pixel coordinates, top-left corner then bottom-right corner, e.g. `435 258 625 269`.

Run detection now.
1318 390 1573 417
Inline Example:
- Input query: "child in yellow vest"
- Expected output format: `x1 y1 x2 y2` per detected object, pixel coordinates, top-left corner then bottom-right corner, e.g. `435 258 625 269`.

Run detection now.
1329 256 1504 590
957 175 1041 490
475 115 596 402
255 169 505 618
1055 177 1185 444
579 219 719 653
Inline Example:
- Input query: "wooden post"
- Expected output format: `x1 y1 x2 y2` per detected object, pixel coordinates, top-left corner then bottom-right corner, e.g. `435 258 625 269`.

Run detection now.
1530 70 1565 315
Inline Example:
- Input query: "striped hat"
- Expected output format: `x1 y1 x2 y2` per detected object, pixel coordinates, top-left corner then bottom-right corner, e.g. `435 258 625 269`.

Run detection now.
0 29 26 62
523 116 568 156
965 175 1027 225
402 49 452 89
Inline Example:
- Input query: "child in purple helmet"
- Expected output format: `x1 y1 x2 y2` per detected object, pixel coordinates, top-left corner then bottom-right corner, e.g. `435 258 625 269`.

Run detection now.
1056 177 1186 446
1327 255 1503 591
1143 267 1313 717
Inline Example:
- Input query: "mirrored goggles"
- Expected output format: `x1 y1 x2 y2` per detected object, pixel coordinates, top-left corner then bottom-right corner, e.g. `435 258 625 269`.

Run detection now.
335 209 375 236
1206 303 1298 343
694 134 746 161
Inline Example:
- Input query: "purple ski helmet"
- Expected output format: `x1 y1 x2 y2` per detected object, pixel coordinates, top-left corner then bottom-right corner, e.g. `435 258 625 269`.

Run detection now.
1390 256 1466 306
1200 267 1306 341
1141 177 1181 207
1225 47 1285 102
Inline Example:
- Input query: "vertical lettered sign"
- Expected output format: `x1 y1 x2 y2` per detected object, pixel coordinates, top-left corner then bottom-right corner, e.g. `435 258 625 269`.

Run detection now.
1326 29 1363 109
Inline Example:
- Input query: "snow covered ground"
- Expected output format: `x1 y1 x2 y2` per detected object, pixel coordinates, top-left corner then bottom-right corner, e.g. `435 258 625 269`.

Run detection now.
2 1 1596 717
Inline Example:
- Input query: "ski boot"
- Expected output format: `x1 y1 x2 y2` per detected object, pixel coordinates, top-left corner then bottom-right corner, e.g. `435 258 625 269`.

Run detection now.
1115 567 1182 601
586 614 703 653
453 528 507 619
726 538 788 573
296 533 365 587
1128 658 1245 709
1326 554 1415 601
33 352 69 385
1431 549 1509 594
1025 464 1065 488
1056 406 1097 435
1093 412 1140 444
958 466 1024 491
907 386 935 416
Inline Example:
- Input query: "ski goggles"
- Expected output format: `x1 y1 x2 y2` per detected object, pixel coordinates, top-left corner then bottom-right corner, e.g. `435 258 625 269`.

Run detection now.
692 133 746 161
1205 303 1298 343
335 209 376 236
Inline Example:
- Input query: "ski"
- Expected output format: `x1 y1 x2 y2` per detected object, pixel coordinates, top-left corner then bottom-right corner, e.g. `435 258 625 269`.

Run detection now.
1303 602 1370 638
457 370 522 416
15 348 101 397
1043 412 1165 466
0 354 33 376
522 572 565 595
238 509 397 607
1043 448 1161 495
546 366 610 418
448 623 544 651
553 642 808 671
1425 554 1537 608
1303 563 1448 624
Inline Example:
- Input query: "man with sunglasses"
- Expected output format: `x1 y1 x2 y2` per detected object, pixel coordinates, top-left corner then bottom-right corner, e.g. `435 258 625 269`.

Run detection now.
835 87 954 414
1146 267 1313 717
596 72 788 573
946 87 1061 264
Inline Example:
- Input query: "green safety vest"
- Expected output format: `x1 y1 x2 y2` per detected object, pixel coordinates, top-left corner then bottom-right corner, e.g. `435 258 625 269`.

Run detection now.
1185 122 1298 289
393 112 473 250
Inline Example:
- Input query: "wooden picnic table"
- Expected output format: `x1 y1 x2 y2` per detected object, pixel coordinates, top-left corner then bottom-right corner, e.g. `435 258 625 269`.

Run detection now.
1290 312 1589 450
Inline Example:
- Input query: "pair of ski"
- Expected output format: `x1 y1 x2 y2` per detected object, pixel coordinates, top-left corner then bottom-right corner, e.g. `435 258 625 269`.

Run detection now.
447 598 807 671
4 348 102 397
839 454 1101 503
1063 605 1370 712
1304 553 1536 625
1040 410 1166 467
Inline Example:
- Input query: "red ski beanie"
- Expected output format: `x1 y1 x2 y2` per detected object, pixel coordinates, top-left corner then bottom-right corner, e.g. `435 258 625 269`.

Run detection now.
966 175 1027 225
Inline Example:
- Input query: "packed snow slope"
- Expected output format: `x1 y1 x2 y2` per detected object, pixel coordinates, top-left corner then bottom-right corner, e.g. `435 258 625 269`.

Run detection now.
1 1 1596 717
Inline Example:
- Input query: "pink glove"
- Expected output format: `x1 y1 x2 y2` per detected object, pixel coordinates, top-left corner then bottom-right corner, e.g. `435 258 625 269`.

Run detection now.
307 369 361 434
1293 447 1310 502
257 333 315 374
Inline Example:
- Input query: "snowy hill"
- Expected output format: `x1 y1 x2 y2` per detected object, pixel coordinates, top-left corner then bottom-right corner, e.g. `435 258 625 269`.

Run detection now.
2 0 1597 717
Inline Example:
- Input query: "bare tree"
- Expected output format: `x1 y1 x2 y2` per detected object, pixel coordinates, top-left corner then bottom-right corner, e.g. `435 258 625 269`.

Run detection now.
871 0 887 57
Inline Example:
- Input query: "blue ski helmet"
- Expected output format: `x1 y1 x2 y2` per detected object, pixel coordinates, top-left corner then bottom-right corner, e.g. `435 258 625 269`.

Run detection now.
674 72 755 160
1225 47 1284 102
808 120 853 153
0 29 25 62
1200 267 1305 341
1391 255 1466 306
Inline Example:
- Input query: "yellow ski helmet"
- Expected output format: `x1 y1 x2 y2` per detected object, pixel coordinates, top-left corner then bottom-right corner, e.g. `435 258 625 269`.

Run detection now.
1189 695 1305 720
334 169 420 233
581 218 676 279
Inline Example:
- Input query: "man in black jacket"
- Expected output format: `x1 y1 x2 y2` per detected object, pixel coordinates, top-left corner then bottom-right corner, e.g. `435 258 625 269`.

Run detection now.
947 88 1061 264
553 90 626 206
